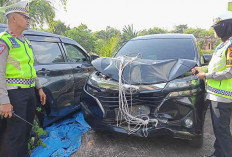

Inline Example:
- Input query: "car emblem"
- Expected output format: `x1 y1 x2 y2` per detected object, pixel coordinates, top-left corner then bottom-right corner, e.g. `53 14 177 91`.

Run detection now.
123 84 139 94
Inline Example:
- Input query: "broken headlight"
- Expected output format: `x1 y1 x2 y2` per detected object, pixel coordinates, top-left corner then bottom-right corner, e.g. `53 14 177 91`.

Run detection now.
87 71 119 89
165 76 200 90
164 76 200 97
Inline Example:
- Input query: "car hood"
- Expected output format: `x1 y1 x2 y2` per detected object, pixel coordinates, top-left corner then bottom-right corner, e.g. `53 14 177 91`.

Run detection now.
92 57 197 84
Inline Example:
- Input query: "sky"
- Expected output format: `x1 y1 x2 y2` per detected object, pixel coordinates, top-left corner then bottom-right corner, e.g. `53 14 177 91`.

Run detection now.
54 0 230 32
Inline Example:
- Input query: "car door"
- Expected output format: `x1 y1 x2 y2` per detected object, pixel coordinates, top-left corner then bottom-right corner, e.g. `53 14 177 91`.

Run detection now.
61 41 95 104
25 35 75 115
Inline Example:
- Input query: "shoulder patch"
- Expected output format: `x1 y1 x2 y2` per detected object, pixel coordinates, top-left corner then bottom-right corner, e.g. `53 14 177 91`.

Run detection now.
227 46 232 59
0 44 6 55
226 46 232 66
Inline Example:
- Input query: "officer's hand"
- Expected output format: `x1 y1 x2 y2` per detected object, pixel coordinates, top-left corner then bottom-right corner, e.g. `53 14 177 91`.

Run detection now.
0 103 13 118
192 67 203 75
196 72 206 79
38 88 46 105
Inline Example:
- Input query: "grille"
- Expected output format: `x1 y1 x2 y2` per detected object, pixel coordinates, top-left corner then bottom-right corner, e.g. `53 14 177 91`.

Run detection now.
94 91 167 125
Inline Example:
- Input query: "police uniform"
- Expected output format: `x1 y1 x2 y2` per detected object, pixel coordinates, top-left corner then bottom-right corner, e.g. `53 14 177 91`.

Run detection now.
203 13 232 157
0 1 42 157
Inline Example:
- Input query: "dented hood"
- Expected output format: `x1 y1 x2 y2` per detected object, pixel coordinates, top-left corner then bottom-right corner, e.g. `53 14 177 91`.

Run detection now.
92 57 197 84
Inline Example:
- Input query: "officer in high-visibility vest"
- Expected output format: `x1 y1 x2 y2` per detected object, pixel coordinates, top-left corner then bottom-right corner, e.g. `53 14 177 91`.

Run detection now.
193 12 232 157
0 1 46 157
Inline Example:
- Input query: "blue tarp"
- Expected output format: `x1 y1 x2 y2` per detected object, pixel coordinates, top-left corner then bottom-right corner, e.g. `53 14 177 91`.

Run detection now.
31 112 91 157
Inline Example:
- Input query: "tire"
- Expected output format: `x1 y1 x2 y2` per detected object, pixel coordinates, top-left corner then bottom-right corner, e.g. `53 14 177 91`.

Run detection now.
188 135 203 148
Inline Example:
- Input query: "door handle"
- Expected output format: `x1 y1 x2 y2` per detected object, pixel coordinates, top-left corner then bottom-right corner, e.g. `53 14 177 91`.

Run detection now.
37 68 51 76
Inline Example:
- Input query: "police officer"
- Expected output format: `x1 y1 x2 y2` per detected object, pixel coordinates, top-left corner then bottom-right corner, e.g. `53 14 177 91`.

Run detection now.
192 12 232 157
0 1 46 157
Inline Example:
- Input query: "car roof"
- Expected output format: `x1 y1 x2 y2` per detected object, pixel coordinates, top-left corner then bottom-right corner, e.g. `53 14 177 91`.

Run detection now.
0 23 64 38
0 23 87 53
132 34 195 40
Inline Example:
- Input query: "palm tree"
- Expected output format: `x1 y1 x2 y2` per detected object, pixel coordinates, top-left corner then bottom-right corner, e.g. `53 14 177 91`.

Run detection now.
121 24 139 43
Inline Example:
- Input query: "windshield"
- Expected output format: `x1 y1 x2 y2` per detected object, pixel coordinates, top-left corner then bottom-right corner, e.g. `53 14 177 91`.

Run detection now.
115 38 196 60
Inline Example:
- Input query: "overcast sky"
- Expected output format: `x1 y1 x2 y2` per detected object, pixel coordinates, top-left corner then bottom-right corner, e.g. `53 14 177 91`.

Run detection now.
54 0 230 31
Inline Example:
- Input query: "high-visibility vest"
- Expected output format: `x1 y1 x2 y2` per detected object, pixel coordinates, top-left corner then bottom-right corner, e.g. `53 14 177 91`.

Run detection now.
207 39 232 99
0 32 37 87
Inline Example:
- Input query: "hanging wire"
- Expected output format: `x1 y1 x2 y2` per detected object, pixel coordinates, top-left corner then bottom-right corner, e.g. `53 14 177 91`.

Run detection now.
114 56 158 137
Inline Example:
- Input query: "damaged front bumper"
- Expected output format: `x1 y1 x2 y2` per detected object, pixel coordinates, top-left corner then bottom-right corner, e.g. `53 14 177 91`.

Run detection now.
81 81 206 139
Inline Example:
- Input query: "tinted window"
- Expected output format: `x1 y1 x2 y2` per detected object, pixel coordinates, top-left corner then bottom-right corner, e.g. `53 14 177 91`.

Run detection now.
31 41 65 64
64 44 87 62
115 38 196 60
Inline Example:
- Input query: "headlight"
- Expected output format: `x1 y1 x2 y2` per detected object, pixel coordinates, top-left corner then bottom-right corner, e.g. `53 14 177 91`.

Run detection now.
165 76 200 98
87 72 119 89
168 89 198 97
165 76 200 90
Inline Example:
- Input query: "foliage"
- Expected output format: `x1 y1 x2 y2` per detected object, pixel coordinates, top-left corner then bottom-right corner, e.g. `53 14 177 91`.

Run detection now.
65 24 97 52
138 27 168 36
30 0 55 29
0 0 67 29
94 26 121 40
49 20 70 35
121 24 138 44
172 24 188 33
197 40 205 50
95 35 120 57
28 118 48 154
183 27 213 38
200 49 214 54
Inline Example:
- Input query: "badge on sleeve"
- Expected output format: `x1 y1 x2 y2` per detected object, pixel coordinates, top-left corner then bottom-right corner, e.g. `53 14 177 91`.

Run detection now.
0 44 6 55
226 46 232 66
227 46 232 59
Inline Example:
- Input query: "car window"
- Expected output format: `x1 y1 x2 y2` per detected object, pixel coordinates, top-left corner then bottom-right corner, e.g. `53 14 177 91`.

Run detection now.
64 44 87 62
115 38 196 60
31 41 65 64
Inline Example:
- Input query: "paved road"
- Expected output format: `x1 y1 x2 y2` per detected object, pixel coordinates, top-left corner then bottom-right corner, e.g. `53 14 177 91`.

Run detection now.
72 109 231 157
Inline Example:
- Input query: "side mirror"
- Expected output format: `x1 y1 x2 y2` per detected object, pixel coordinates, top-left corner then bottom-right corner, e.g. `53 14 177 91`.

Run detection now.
90 54 99 61
203 54 212 65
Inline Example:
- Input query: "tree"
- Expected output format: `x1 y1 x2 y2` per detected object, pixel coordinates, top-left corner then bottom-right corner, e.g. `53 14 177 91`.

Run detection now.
0 0 67 29
94 26 121 40
65 24 96 52
172 24 188 33
48 20 70 35
183 28 213 38
94 35 120 57
121 24 138 43
138 27 168 36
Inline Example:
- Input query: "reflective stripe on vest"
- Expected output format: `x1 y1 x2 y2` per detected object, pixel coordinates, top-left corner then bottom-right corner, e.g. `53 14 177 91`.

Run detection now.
207 39 232 99
0 32 37 87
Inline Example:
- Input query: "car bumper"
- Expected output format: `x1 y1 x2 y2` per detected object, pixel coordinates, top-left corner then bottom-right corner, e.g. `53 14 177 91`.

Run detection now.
81 84 206 139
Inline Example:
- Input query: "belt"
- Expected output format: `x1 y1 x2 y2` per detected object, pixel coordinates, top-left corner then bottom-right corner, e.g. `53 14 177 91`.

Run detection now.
7 86 32 90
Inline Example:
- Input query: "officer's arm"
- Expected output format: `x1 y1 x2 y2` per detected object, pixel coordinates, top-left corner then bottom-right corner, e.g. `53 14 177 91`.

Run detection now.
0 41 13 118
205 67 232 80
0 41 10 105
35 77 42 89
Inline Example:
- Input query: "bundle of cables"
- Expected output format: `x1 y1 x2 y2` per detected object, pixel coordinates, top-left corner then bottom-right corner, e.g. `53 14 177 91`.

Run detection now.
115 56 158 137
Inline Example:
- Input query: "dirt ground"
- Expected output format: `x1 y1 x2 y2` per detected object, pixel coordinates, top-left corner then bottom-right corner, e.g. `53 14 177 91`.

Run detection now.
72 109 231 157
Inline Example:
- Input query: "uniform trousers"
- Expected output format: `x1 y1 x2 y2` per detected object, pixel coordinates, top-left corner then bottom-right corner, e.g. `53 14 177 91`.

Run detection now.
0 87 36 157
210 101 232 157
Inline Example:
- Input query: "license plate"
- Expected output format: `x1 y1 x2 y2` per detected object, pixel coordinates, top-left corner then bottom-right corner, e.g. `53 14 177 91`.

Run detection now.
115 105 150 121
